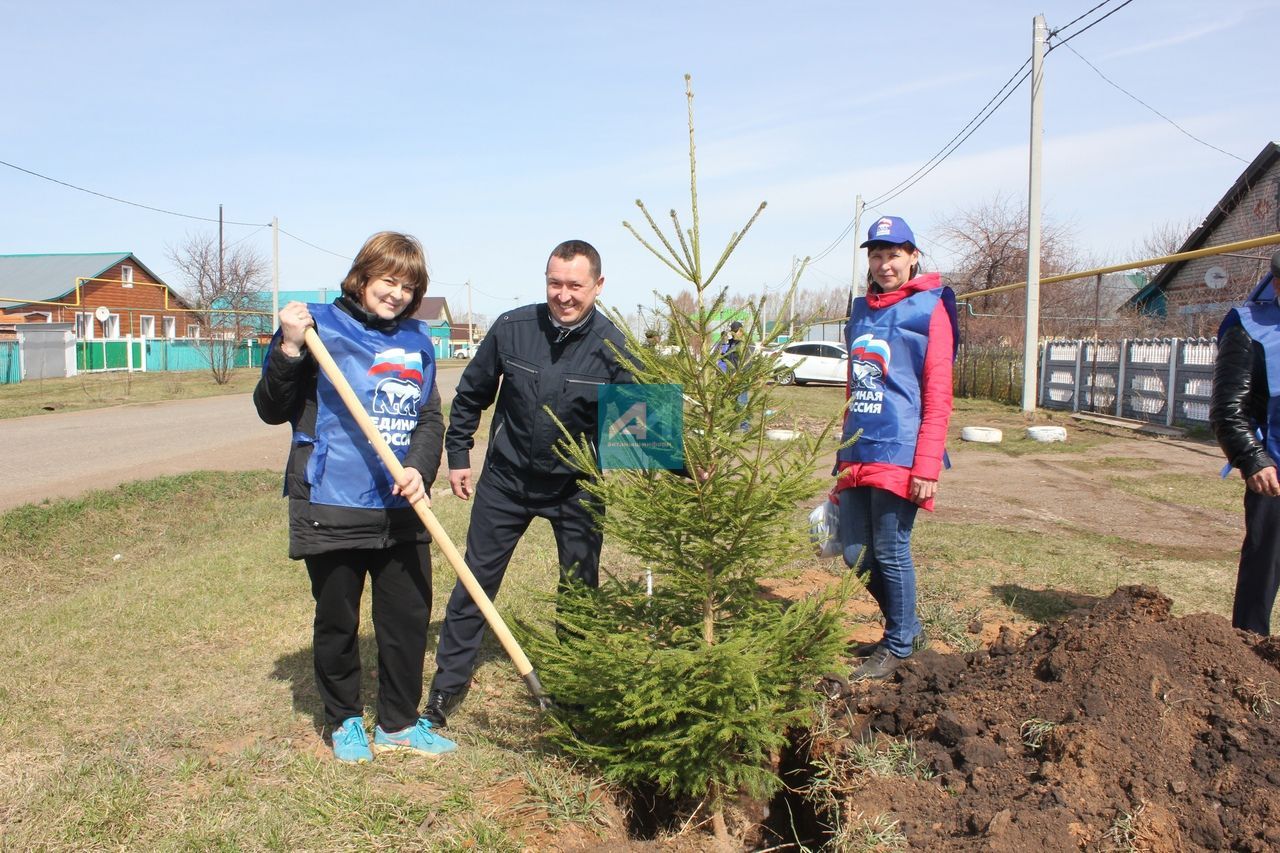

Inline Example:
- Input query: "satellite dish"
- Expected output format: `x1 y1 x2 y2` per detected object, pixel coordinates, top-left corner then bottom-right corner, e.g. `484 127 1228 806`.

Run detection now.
93 305 111 322
1204 265 1228 290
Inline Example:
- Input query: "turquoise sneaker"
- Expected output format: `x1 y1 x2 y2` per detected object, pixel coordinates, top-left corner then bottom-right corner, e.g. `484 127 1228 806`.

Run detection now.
331 716 372 763
373 717 457 757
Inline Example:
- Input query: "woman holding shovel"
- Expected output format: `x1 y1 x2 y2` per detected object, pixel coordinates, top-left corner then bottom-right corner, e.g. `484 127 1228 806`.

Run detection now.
834 216 958 681
254 231 456 762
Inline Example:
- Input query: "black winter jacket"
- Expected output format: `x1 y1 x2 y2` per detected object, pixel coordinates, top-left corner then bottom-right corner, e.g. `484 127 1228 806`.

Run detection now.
254 296 445 558
1211 319 1274 478
446 304 630 494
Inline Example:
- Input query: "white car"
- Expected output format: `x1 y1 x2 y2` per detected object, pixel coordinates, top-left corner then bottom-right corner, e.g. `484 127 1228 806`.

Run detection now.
772 341 847 386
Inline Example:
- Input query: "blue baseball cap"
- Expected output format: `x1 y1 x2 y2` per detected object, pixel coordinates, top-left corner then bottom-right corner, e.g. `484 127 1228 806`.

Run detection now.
860 216 916 248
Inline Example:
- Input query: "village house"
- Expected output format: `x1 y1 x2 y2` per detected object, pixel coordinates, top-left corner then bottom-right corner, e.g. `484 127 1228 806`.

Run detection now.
0 252 192 341
410 295 458 360
1129 141 1280 326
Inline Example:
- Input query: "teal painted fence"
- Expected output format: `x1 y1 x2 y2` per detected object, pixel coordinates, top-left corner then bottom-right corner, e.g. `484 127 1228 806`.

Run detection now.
0 342 18 384
144 339 265 372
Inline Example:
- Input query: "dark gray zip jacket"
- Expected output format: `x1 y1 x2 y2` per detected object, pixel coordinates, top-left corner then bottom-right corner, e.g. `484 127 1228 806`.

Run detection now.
254 296 445 558
446 304 631 495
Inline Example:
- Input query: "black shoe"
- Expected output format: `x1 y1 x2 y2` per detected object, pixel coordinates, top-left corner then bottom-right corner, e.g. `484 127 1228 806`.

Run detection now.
851 646 905 681
849 639 882 658
850 630 927 661
424 688 464 729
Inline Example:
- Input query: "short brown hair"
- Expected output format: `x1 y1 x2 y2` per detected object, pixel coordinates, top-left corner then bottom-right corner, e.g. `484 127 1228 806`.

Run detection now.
340 231 429 318
548 239 601 280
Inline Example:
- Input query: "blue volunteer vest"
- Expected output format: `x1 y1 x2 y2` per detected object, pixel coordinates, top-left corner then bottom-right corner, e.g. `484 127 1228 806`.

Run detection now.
1223 300 1280 465
285 302 435 510
838 286 955 467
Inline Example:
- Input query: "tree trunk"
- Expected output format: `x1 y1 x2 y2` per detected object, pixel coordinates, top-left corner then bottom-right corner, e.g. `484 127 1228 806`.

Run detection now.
712 807 731 850
703 565 715 645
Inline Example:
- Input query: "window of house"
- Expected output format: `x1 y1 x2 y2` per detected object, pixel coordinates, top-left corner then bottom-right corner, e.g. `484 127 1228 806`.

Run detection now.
121 265 134 288
163 317 176 340
140 315 156 338
188 324 201 339
103 314 121 339
75 312 95 340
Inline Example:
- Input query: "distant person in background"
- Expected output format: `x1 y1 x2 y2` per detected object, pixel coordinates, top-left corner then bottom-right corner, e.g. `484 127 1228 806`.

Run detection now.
254 231 456 762
1211 259 1280 635
716 320 745 370
715 320 750 431
833 216 958 680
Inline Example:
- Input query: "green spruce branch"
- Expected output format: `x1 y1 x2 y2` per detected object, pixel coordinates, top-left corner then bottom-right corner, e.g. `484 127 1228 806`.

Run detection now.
517 74 850 849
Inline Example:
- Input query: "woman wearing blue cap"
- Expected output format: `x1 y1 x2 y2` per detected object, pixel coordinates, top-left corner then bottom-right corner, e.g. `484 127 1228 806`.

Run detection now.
833 216 958 680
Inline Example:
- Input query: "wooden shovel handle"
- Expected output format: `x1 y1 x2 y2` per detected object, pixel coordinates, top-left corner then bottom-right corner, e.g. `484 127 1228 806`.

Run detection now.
302 327 548 705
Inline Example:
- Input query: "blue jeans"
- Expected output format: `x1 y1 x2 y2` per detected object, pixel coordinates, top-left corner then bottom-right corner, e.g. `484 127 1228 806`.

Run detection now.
837 486 921 658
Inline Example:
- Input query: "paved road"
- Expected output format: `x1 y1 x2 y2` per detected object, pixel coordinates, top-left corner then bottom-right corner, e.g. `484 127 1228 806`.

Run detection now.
1 365 464 511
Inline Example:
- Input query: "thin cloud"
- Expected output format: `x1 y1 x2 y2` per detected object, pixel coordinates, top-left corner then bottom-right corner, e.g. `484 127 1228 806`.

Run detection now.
1098 16 1243 60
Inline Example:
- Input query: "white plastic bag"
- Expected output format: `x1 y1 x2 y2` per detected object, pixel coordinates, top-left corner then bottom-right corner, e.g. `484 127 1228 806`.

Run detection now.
808 497 842 558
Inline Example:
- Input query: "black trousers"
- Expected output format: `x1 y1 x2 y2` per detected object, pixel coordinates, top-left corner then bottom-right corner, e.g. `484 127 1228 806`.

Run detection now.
430 470 602 695
1235 489 1280 635
304 541 432 732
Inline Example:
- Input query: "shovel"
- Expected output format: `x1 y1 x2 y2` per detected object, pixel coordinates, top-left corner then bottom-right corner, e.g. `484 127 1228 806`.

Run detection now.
302 327 551 709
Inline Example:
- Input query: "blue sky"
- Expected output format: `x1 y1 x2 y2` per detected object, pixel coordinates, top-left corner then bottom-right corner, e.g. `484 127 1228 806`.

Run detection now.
3 0 1275 320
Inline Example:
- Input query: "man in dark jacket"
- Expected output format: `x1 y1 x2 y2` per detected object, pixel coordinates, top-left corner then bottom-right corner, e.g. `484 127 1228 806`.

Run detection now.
1211 281 1280 635
426 239 631 727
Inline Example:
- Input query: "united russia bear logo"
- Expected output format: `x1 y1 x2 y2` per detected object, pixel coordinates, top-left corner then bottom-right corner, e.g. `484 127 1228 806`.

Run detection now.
849 333 891 389
368 348 423 417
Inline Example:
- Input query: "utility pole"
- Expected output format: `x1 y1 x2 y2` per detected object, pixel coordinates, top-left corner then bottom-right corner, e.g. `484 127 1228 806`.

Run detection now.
466 278 474 350
271 216 280 324
849 194 865 306
218 204 224 295
1021 14 1047 415
789 255 797 340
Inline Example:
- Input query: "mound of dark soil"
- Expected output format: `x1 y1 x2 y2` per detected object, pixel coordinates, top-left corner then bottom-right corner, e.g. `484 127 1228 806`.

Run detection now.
814 586 1280 851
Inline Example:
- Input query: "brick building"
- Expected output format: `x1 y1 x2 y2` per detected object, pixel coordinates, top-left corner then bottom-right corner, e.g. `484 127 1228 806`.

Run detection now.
0 253 193 340
1129 141 1280 323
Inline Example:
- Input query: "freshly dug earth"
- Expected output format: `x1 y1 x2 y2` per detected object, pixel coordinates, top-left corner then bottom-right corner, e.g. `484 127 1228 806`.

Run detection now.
813 586 1280 851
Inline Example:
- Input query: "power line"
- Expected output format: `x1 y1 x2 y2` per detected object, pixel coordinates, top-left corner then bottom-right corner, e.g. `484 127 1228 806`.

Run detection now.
1045 0 1137 51
872 70 1031 211
277 227 350 260
0 157 266 226
848 0 1136 220
864 57 1033 209
226 224 270 250
811 0 1138 267
471 282 517 301
1057 41 1248 164
1 154 362 261
1048 0 1116 38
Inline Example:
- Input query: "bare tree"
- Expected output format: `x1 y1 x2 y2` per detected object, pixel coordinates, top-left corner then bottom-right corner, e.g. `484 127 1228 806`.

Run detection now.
167 233 270 383
1133 215 1201 277
935 193 1085 345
